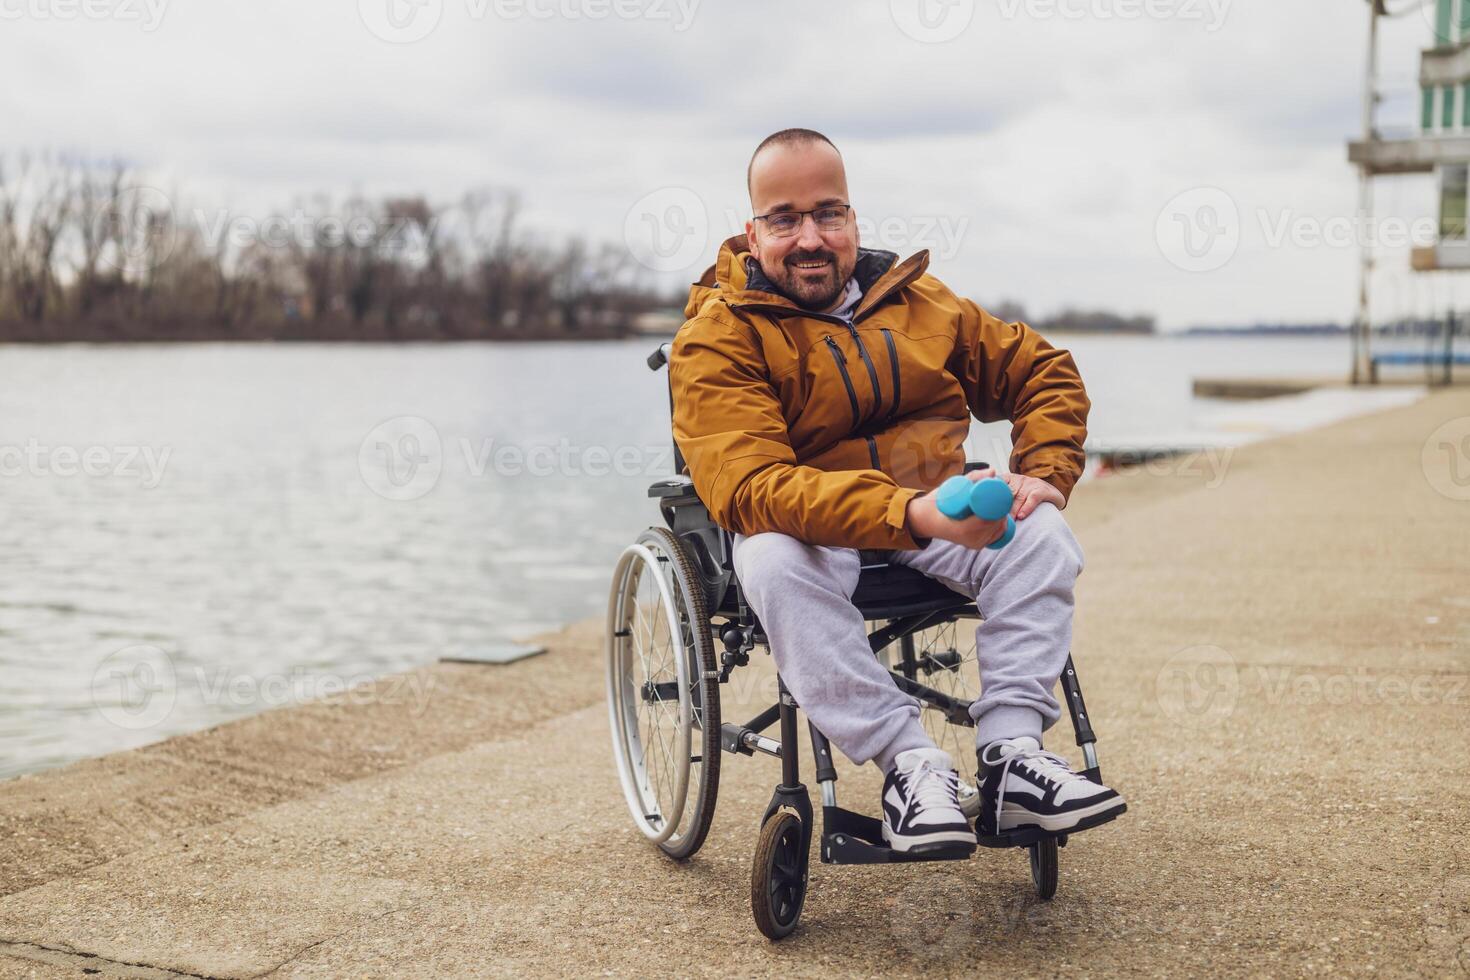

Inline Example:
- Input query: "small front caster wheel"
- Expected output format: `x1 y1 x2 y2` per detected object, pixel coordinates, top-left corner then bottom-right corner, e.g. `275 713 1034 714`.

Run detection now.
752 811 807 939
1029 837 1058 900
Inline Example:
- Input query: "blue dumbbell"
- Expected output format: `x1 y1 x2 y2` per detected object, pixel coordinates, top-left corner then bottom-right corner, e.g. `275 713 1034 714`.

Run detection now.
933 475 1016 550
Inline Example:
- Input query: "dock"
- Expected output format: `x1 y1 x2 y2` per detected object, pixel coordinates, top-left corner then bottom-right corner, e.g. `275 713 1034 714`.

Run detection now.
1192 375 1449 398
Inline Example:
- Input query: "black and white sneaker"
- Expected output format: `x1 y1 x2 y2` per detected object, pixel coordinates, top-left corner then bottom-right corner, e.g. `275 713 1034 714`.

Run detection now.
881 748 978 853
977 737 1126 836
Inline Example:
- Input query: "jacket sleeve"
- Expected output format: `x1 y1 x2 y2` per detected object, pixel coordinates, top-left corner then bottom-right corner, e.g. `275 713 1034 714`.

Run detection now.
669 316 924 549
948 299 1090 502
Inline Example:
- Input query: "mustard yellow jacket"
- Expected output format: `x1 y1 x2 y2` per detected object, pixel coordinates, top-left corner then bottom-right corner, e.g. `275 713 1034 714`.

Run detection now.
669 234 1089 550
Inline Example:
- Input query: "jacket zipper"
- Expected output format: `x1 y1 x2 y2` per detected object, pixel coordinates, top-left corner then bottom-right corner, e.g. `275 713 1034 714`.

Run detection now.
823 335 861 430
839 318 883 424
737 294 910 427
880 327 901 421
734 301 889 425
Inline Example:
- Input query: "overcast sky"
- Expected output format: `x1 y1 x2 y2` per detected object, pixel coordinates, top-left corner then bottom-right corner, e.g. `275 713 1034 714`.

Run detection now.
1 0 1458 330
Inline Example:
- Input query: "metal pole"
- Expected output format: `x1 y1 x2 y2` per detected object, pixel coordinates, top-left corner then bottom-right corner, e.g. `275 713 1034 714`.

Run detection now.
1446 309 1456 385
1354 0 1382 385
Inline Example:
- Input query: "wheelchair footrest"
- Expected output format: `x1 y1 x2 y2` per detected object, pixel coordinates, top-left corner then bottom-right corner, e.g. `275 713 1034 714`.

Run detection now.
976 803 1126 848
976 826 1068 849
819 805 975 865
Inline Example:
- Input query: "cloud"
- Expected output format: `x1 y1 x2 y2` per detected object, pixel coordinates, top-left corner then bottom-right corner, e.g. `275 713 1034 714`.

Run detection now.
0 0 1432 328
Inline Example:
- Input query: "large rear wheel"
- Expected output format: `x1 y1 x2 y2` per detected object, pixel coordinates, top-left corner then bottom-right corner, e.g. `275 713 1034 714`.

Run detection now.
606 527 721 860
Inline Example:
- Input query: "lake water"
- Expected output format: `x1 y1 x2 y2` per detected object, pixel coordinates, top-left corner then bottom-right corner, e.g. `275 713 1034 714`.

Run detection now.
0 336 1400 778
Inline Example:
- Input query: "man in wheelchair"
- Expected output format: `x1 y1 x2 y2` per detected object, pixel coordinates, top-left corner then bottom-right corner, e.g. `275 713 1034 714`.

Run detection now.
668 128 1126 854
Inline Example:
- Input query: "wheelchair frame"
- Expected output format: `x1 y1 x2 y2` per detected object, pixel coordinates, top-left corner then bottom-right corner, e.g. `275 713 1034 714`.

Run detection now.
613 343 1112 940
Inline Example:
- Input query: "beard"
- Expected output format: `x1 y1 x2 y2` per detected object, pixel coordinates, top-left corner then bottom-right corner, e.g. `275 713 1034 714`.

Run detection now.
762 248 856 311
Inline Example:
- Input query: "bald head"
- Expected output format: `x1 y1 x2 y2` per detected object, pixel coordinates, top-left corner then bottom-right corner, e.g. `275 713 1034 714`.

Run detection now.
742 128 859 312
746 128 843 207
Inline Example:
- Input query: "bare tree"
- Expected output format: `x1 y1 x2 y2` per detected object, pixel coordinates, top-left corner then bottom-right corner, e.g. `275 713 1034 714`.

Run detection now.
464 188 521 332
70 160 126 320
4 153 72 324
0 152 676 340
0 157 15 320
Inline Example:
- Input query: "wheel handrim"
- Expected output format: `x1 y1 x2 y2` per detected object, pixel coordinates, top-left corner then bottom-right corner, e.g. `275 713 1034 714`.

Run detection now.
649 531 713 851
606 543 692 844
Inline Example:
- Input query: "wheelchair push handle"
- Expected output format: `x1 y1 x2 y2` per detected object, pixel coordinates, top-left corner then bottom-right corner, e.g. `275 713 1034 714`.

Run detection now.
934 475 1016 550
647 343 672 371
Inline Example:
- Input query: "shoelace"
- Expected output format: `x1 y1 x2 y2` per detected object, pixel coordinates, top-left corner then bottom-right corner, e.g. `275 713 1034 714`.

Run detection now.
990 746 1085 832
905 762 962 824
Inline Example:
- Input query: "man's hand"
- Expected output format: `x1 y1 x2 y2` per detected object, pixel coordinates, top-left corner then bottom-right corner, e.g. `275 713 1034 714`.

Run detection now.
904 468 1065 549
998 469 1065 519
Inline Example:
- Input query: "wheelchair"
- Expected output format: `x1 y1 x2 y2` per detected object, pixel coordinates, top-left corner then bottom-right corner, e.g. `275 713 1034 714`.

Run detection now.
605 342 1113 940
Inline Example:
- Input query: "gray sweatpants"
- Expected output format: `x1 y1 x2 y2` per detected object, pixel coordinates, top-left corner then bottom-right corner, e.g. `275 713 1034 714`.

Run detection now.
731 502 1084 773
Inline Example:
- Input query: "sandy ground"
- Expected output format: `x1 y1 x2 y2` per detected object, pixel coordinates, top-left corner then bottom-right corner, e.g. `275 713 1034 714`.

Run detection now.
2 389 1468 978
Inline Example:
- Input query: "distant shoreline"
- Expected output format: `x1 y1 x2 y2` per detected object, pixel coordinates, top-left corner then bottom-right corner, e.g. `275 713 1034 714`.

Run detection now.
0 329 1362 345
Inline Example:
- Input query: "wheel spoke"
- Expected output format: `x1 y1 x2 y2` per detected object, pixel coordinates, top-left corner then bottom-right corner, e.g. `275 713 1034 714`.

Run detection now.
771 883 793 918
651 704 676 808
636 550 684 822
633 563 675 820
911 618 982 764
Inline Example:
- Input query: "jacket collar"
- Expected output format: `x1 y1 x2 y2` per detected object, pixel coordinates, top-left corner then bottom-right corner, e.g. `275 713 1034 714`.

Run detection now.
741 243 900 299
695 233 930 323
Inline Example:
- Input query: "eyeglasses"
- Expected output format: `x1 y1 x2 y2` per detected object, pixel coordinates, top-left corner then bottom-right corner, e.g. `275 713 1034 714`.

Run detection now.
753 203 852 238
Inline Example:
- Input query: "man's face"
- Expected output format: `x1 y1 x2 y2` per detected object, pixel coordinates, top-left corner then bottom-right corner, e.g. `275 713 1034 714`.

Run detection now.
745 141 859 312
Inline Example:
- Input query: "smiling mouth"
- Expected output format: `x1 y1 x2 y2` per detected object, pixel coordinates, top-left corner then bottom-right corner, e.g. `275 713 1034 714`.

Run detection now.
790 258 832 272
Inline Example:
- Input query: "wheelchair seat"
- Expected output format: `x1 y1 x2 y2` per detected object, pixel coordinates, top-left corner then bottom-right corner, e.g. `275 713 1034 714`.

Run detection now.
712 552 970 620
849 556 973 620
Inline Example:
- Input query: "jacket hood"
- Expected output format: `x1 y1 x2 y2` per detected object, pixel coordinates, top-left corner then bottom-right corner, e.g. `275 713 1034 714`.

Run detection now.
682 234 908 320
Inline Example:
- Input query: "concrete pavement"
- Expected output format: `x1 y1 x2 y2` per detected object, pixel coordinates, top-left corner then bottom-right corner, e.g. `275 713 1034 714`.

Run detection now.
2 389 1468 977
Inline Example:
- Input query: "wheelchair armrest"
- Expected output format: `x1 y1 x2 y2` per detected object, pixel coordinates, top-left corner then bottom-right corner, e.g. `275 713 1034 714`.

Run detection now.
647 475 696 500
